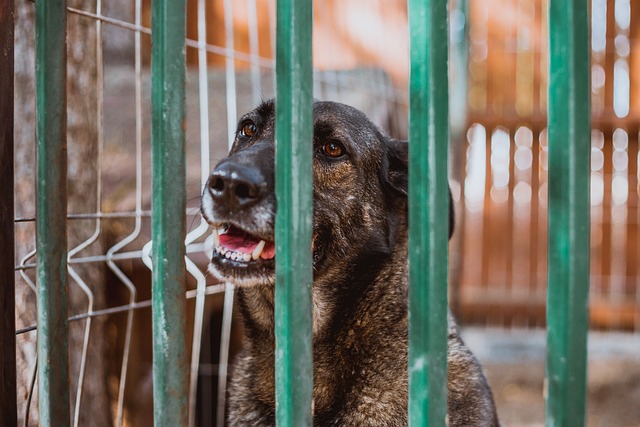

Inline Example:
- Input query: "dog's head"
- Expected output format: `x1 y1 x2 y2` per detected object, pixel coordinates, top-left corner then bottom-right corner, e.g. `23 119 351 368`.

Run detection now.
201 99 453 288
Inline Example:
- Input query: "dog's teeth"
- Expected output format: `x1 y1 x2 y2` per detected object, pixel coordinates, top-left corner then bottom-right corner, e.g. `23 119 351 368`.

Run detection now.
242 253 251 262
225 251 232 259
218 226 228 235
252 240 266 260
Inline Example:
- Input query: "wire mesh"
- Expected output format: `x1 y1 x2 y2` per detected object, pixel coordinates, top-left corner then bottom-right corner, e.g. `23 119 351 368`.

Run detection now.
11 0 640 425
13 0 405 425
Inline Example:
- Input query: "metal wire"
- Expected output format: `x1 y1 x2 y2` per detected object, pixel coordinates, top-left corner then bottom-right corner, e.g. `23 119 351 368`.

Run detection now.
65 2 105 422
14 211 151 223
18 251 37 424
223 0 238 148
186 0 213 423
103 0 144 423
216 282 235 427
247 0 262 105
15 283 226 336
25 0 275 68
24 354 36 427
213 1 241 424
16 1 415 426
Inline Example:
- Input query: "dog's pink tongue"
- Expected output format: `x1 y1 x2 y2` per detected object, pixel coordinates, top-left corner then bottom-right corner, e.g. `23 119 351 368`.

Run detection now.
219 233 259 254
219 231 275 259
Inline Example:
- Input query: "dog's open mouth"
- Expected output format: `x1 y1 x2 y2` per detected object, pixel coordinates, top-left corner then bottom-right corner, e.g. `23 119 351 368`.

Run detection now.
213 225 275 264
207 220 323 285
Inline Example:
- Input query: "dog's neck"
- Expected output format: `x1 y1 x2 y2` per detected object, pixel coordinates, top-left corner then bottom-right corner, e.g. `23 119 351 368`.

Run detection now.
236 235 408 335
236 209 410 334
233 230 410 416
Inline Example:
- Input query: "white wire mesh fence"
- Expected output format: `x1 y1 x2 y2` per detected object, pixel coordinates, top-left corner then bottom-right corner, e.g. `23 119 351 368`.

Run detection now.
12 1 404 425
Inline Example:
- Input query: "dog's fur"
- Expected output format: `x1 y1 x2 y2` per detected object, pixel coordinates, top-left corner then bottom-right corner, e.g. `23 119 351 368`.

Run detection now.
201 100 499 426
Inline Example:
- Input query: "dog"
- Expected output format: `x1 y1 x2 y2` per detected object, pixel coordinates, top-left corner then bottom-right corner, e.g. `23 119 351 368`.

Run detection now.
201 99 499 426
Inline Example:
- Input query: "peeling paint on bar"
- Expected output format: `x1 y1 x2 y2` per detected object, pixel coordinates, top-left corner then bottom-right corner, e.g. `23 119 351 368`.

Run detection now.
35 0 70 425
274 0 314 425
150 0 189 424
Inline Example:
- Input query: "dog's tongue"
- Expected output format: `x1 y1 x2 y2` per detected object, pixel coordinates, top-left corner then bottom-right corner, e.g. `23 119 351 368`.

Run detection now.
219 227 275 259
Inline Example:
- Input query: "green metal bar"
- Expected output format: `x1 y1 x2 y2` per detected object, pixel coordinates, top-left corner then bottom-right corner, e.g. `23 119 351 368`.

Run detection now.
546 0 590 426
0 0 17 424
35 0 70 425
407 0 449 425
274 0 314 424
151 0 189 424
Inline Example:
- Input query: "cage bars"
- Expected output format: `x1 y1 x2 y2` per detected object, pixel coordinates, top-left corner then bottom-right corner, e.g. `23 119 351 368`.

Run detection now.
274 0 314 424
0 0 17 424
545 0 591 425
35 0 70 425
150 0 189 424
10 0 598 425
407 0 450 425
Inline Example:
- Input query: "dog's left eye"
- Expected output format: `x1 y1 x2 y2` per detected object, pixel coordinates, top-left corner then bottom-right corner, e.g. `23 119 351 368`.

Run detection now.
320 141 346 158
241 122 258 138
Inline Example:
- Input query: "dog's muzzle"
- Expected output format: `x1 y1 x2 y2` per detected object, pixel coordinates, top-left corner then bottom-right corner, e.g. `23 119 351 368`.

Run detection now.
207 161 265 212
201 158 276 284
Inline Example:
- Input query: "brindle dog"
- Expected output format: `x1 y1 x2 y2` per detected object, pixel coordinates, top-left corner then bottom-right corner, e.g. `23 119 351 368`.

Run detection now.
201 99 499 426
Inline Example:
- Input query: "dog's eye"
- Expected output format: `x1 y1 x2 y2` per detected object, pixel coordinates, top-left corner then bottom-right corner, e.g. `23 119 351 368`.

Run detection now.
241 122 257 138
320 141 346 158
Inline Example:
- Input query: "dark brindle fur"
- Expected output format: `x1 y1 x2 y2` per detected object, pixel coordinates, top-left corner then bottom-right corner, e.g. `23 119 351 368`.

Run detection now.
201 100 499 426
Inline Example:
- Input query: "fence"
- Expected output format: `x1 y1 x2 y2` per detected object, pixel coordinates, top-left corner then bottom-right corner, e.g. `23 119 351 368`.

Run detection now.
2 0 593 425
455 0 639 331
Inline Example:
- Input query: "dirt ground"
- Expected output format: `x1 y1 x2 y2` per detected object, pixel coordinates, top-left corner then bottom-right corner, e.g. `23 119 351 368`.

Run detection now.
462 328 640 427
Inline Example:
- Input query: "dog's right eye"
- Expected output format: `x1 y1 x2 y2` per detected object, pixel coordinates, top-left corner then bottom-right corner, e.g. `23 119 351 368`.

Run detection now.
240 122 258 138
320 140 346 159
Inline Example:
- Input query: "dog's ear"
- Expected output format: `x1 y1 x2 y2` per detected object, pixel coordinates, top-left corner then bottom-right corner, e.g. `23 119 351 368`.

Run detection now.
382 138 409 197
448 190 455 239
382 138 455 239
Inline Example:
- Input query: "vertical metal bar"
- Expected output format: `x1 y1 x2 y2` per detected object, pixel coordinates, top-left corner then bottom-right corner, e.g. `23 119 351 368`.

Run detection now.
0 0 17 424
186 0 213 425
108 3 144 424
247 0 263 106
407 0 449 425
35 0 70 425
274 0 313 424
216 283 235 427
151 0 188 424
222 0 238 149
219 0 238 421
546 0 590 425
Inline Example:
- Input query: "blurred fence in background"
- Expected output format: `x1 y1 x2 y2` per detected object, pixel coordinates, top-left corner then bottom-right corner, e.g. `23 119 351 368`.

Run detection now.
456 0 639 330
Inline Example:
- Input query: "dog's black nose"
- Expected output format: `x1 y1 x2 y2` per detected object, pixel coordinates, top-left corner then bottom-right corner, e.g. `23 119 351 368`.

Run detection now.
208 162 264 210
